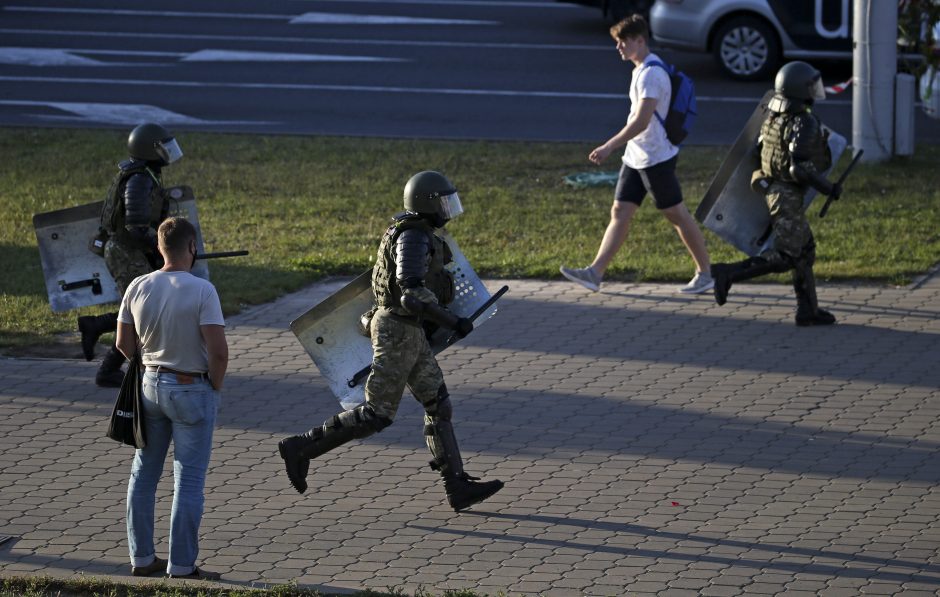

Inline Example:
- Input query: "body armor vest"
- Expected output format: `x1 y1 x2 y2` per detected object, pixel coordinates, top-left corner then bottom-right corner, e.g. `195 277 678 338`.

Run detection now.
99 160 166 241
759 110 830 183
372 215 455 309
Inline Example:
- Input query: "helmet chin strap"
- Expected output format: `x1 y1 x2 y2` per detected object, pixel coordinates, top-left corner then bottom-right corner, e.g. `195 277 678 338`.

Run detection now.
423 213 447 228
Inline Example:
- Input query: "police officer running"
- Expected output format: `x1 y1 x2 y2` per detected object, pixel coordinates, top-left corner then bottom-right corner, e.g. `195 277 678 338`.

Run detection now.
711 61 841 326
279 171 504 512
78 123 183 386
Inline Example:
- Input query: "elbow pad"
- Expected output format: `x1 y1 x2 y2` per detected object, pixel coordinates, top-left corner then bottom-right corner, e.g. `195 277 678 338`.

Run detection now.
401 290 459 330
401 286 438 313
789 161 834 195
123 173 155 228
395 228 431 288
127 226 157 251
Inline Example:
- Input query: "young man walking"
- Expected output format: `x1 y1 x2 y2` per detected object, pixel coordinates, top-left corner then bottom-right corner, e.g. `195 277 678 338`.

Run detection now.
560 14 713 294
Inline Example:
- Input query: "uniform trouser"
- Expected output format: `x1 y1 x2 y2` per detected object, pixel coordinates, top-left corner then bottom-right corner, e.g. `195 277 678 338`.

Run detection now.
759 182 813 266
759 183 821 308
364 310 464 477
104 238 153 295
299 309 463 476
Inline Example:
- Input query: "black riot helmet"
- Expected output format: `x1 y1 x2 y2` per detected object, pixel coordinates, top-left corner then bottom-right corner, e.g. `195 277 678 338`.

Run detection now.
768 61 826 113
403 171 463 227
127 122 183 165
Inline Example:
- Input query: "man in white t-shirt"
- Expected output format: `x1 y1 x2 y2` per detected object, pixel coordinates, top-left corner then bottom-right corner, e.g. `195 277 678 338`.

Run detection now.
560 14 713 295
115 216 228 580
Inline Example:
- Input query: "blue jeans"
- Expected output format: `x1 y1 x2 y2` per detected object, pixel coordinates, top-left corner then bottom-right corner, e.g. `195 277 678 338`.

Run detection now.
127 371 220 576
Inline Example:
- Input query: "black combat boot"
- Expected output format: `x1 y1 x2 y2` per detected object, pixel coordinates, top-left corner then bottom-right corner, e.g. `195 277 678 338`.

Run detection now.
78 312 118 361
279 405 390 494
445 474 504 512
425 407 503 512
711 257 785 306
95 345 126 388
793 266 836 326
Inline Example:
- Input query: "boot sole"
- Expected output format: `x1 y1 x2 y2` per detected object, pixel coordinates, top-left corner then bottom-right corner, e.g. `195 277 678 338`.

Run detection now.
449 481 504 512
278 441 308 494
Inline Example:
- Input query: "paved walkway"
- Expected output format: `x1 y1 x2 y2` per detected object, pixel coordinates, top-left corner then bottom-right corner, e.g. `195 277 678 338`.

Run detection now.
1 275 938 596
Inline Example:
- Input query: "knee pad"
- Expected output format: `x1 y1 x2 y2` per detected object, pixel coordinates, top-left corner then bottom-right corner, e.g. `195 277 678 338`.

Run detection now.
755 251 794 273
335 404 392 438
423 385 452 419
798 242 816 268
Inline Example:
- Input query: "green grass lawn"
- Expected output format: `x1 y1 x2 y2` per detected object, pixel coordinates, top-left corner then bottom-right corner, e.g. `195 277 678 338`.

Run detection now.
1 127 938 352
0 575 487 597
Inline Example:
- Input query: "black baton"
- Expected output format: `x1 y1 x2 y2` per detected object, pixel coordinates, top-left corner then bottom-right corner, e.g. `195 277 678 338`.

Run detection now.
347 285 511 389
195 250 250 259
445 284 510 345
819 149 864 219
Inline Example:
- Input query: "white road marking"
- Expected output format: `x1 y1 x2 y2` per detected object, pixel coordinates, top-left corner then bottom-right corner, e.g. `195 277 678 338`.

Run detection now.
293 0 570 7
0 75 851 105
0 47 104 66
1 45 405 64
0 28 609 52
289 12 497 25
3 6 289 20
4 6 499 25
181 49 406 63
0 100 276 125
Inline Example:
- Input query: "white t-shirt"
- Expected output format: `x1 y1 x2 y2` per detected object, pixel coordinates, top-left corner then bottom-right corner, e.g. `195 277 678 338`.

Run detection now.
118 270 225 373
622 53 679 169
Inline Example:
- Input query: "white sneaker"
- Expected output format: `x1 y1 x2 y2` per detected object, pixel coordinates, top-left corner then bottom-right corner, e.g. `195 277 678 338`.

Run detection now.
678 271 715 294
560 266 601 292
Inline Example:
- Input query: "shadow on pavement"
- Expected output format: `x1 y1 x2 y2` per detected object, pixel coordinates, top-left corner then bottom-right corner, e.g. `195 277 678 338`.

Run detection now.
410 513 940 585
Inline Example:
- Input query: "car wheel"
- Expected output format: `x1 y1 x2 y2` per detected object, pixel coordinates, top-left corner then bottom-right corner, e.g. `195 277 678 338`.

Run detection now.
712 15 781 81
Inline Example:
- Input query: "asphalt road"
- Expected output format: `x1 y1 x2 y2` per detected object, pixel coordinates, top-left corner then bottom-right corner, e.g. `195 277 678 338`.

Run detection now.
1 0 938 145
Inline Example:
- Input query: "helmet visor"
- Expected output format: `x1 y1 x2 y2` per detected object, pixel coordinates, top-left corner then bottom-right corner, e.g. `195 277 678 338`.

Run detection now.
156 137 183 164
439 191 463 220
810 77 826 100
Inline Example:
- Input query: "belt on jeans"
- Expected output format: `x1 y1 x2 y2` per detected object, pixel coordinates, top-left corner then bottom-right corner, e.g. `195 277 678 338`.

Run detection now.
146 366 209 384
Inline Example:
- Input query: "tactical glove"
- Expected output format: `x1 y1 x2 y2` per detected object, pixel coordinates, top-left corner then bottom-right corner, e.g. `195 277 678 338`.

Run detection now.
454 318 473 339
829 182 842 201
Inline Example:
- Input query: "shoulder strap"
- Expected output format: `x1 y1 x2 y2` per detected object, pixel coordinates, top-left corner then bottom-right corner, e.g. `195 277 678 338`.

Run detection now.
391 215 434 245
639 60 671 128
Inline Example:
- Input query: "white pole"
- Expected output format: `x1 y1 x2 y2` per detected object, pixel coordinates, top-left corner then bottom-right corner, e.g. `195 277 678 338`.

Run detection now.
852 0 897 161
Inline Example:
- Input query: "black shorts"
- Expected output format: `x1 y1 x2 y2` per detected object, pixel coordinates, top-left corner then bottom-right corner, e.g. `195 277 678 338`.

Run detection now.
614 155 682 210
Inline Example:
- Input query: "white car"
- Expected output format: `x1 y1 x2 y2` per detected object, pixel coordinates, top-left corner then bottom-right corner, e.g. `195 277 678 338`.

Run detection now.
650 0 853 80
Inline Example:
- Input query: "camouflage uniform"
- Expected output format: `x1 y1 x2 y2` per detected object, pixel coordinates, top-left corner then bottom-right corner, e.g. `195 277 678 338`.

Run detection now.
712 104 837 325
366 216 453 420
79 160 168 384
756 109 830 269
101 161 167 293
279 203 503 511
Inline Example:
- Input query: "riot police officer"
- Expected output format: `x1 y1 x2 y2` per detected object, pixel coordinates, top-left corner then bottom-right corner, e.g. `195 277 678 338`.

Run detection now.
78 123 183 386
279 171 504 512
711 61 841 326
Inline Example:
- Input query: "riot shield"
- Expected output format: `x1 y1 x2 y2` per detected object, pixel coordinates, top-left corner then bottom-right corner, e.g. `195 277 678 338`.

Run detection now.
290 230 501 410
33 186 209 312
695 92 848 256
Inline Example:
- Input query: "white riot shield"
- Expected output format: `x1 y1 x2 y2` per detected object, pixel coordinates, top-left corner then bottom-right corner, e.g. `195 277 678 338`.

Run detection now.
33 186 209 312
290 231 502 410
696 91 848 256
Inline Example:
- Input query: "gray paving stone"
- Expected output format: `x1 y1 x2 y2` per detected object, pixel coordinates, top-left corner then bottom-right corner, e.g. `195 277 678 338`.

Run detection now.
1 278 939 595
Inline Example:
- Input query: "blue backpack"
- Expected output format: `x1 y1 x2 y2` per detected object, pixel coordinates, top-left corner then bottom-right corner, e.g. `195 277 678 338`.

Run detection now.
646 60 697 146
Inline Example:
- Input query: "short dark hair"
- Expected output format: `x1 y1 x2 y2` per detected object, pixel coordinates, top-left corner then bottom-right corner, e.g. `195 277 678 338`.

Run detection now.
158 216 196 254
610 14 649 42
